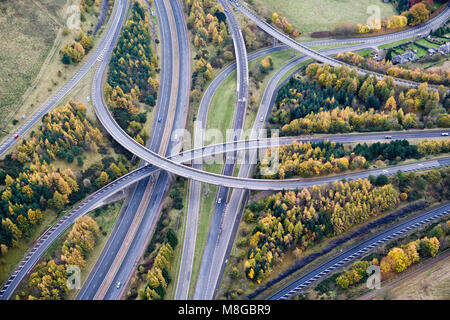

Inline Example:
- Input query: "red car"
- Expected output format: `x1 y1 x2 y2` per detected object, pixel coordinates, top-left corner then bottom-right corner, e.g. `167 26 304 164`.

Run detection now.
14 134 19 139
385 135 392 139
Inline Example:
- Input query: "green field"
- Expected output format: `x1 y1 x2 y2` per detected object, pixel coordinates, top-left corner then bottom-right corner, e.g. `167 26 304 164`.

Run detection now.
205 71 237 142
417 38 441 49
246 0 397 40
409 44 428 57
0 0 67 126
187 183 219 298
379 37 414 49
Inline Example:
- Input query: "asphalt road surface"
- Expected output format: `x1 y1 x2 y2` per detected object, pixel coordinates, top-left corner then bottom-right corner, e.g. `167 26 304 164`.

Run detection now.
0 3 448 300
84 0 191 300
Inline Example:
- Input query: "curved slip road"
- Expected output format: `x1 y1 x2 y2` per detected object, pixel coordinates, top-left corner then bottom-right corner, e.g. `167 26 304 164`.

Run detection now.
1 129 448 299
175 0 250 299
1 0 448 300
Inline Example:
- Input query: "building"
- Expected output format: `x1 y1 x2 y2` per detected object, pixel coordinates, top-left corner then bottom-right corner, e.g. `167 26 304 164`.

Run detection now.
439 42 450 54
392 51 419 64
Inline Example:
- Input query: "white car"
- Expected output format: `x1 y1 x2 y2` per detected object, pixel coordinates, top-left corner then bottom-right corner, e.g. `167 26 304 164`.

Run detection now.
116 282 121 289
442 132 449 136
218 197 222 204
260 116 264 122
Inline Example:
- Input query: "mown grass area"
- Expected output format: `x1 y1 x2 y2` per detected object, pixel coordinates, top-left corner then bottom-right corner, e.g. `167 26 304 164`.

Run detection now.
205 71 237 143
417 38 441 49
187 183 218 298
379 37 415 49
0 0 110 144
0 0 66 126
245 0 397 40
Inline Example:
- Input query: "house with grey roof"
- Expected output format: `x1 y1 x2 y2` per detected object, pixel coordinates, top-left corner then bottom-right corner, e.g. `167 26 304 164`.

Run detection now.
439 42 450 54
392 51 419 64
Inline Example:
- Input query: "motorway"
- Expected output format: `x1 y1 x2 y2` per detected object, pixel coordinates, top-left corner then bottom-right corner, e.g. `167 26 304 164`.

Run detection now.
2 130 446 299
188 3 450 299
0 0 127 157
268 202 450 300
76 0 175 300
79 0 191 300
1 0 450 301
187 0 250 300
189 31 450 299
99 0 191 300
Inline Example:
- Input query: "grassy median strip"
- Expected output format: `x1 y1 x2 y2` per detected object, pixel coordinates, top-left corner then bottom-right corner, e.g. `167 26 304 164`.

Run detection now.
244 49 295 132
187 183 219 298
188 49 304 296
